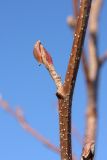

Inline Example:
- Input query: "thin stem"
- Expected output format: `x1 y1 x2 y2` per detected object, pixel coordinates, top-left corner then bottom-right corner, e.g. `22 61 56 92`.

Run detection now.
64 0 92 95
58 1 92 160
73 0 79 17
81 0 103 159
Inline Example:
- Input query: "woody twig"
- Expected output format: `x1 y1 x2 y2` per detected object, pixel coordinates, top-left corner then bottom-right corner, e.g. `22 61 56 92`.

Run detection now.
33 1 92 159
33 40 64 98
81 1 103 159
67 0 106 159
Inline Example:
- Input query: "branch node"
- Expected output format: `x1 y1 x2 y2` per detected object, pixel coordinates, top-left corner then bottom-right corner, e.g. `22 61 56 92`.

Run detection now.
81 143 95 160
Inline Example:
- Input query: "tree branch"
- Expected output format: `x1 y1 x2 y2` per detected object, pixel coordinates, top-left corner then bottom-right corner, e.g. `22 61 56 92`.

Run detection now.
67 1 90 84
57 1 92 160
81 0 103 159
73 0 79 17
81 50 90 83
33 1 92 159
64 0 92 96
88 0 102 80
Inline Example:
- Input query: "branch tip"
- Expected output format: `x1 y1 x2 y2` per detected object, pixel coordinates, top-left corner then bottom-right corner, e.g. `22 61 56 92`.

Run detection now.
33 40 53 65
33 41 64 97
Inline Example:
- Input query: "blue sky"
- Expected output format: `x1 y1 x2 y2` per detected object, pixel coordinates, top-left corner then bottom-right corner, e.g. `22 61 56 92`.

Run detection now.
0 0 107 160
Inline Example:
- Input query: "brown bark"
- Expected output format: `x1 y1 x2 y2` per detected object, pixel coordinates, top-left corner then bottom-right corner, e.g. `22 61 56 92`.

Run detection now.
57 1 92 160
33 1 92 159
67 0 105 159
73 0 79 17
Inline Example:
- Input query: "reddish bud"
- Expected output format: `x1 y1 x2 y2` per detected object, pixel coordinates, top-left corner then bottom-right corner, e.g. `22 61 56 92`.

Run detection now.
33 40 53 65
41 47 53 65
33 40 43 64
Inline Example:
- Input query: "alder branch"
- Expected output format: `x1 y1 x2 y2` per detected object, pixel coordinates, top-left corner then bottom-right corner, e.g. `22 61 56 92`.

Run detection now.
73 0 79 17
57 1 92 160
67 2 90 84
67 1 98 159
56 101 83 146
64 0 92 96
88 0 103 80
67 0 104 159
33 1 92 160
89 0 103 34
81 0 103 159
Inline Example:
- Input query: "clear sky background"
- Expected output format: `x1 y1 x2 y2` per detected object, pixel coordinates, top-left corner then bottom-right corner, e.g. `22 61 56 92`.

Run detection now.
0 0 107 160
